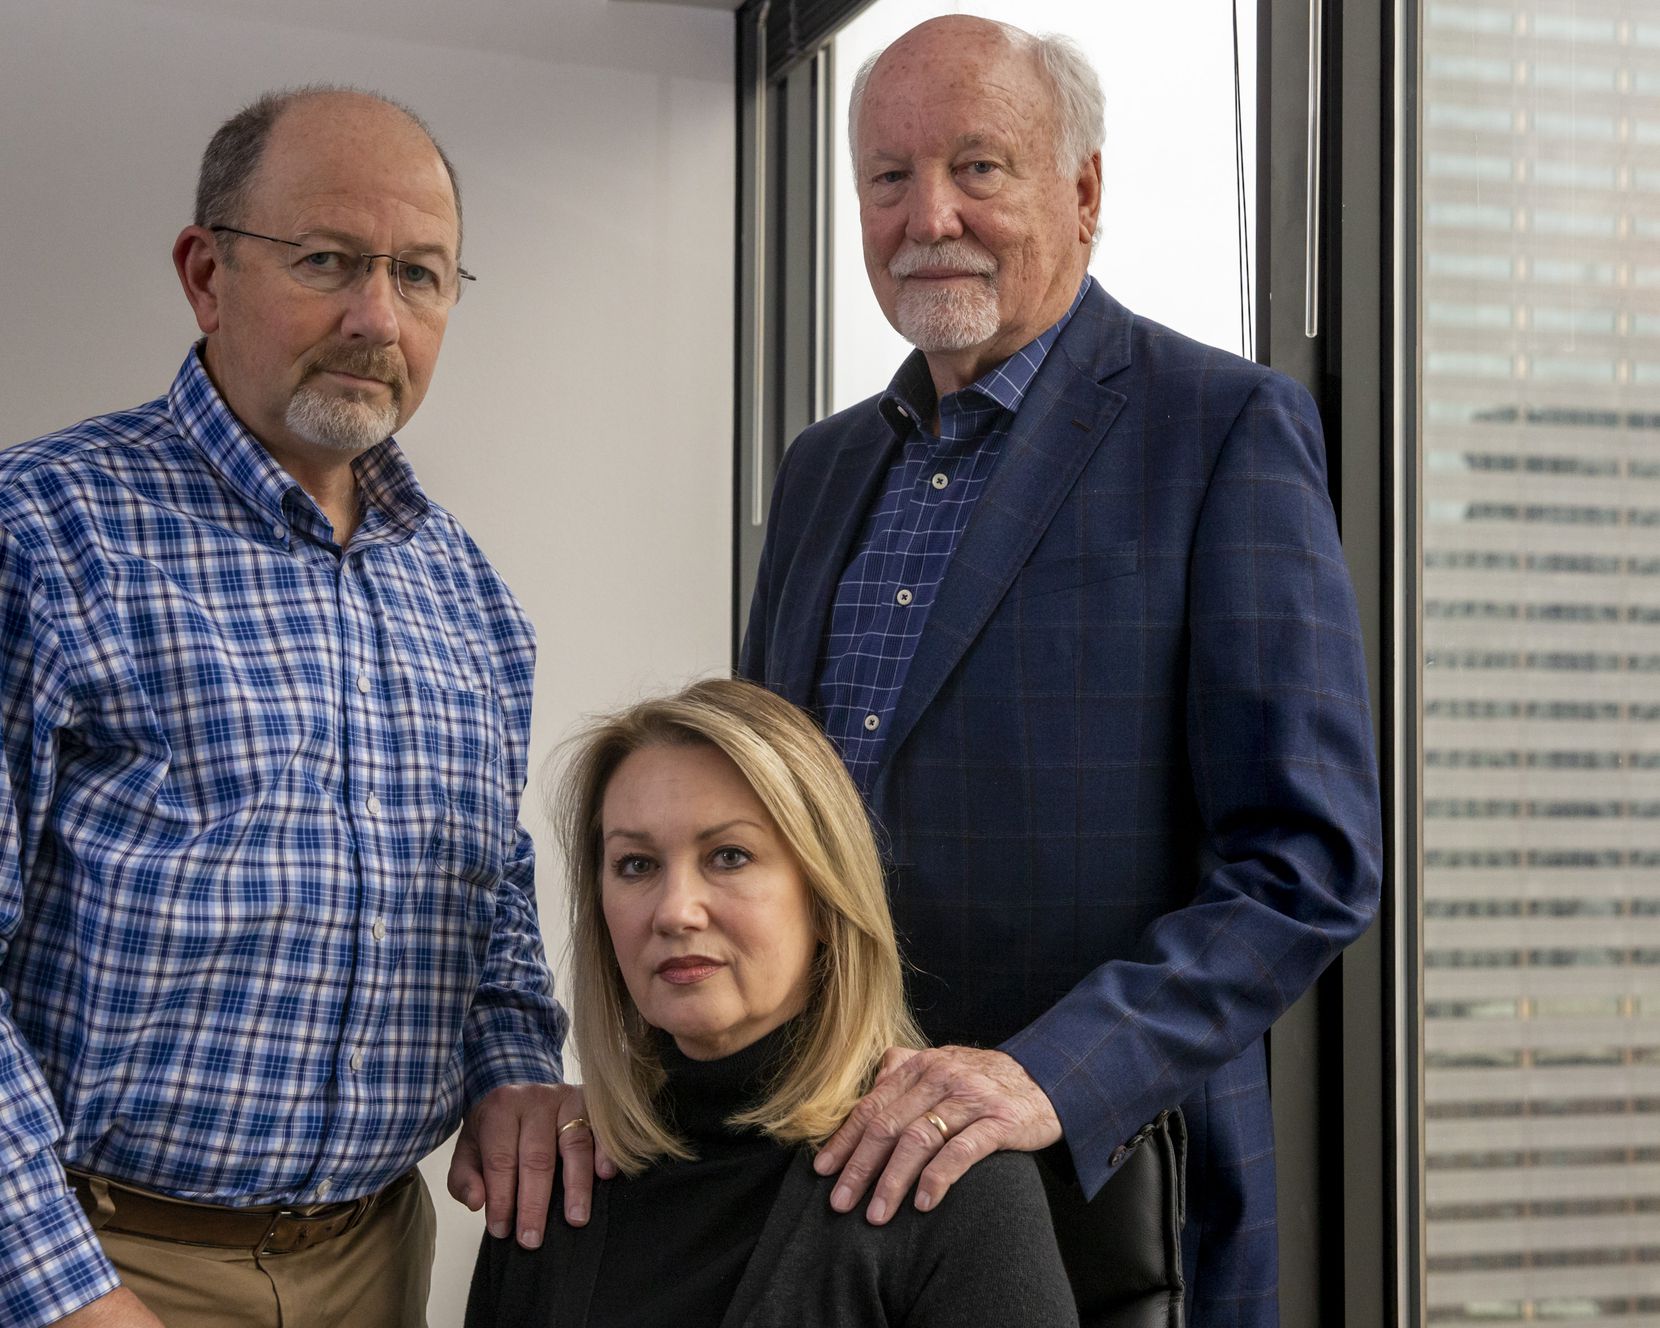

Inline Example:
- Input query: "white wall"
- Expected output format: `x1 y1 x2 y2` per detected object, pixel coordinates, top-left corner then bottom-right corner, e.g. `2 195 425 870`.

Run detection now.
0 1 736 1322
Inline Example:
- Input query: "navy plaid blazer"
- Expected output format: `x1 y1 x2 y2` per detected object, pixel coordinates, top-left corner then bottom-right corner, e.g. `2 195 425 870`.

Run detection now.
740 283 1382 1325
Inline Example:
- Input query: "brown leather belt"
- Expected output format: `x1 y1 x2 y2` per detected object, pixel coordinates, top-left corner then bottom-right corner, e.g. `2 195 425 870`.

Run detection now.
69 1168 418 1256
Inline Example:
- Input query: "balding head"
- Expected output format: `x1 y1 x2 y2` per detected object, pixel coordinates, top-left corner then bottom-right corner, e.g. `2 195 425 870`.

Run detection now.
195 86 464 256
850 18 1104 181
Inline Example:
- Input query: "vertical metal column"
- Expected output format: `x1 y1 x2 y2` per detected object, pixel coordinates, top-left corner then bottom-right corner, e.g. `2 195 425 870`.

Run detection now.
1261 0 1398 1320
732 10 834 661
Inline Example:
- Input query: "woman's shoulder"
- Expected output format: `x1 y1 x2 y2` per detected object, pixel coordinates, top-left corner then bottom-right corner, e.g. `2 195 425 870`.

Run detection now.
889 1151 1051 1237
764 1151 1076 1327
781 1149 1052 1251
931 1149 1048 1198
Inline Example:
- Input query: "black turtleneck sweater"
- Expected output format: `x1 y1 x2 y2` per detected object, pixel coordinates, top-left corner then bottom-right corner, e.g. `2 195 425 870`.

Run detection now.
471 1024 798 1328
465 1023 1080 1328
590 1027 797 1327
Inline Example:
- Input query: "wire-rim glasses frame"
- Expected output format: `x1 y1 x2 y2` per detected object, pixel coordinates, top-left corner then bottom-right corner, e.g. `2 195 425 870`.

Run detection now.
209 225 476 308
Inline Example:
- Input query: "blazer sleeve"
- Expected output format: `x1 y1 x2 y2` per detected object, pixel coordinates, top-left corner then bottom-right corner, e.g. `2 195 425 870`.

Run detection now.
1003 371 1383 1196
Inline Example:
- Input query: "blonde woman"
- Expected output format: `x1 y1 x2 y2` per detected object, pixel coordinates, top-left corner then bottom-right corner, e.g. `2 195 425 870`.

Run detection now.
466 679 1076 1327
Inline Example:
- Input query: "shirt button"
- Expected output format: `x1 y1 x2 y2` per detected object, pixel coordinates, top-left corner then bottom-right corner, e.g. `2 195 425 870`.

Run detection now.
356 672 371 694
349 1049 364 1072
316 1178 333 1198
371 918 387 941
931 472 949 490
863 714 881 732
365 792 382 816
895 588 914 607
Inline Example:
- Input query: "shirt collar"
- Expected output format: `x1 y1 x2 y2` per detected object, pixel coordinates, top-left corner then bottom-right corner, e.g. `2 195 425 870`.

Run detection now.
166 345 430 546
879 275 1093 439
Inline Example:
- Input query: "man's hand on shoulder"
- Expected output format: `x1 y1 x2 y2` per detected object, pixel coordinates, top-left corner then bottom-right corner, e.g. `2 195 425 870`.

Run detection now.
446 1082 616 1248
53 1287 165 1328
814 1045 1062 1225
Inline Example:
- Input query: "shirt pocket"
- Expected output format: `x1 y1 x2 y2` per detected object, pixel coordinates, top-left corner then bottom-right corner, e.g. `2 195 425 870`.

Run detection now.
412 680 508 888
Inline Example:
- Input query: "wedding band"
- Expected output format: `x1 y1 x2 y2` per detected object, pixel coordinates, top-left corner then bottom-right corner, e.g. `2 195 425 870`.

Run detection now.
924 1111 950 1143
558 1115 590 1137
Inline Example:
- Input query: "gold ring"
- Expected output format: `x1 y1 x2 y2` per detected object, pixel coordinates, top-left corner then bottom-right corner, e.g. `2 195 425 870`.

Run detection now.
924 1111 950 1143
557 1115 590 1138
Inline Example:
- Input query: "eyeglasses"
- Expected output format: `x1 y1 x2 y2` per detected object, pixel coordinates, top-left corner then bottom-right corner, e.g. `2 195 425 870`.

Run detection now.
210 226 475 309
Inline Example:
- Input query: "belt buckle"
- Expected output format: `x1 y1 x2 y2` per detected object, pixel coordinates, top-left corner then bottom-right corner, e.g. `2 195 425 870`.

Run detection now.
257 1206 302 1256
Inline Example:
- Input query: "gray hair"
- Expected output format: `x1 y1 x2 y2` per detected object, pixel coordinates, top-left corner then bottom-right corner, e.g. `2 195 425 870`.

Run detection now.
194 85 464 257
848 26 1105 179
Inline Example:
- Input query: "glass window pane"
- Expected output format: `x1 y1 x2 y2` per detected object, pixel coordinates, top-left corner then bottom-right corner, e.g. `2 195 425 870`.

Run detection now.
827 0 1255 412
1419 0 1660 1320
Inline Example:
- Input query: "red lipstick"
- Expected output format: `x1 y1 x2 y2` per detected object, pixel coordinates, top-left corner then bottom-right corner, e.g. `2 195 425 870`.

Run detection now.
655 956 723 985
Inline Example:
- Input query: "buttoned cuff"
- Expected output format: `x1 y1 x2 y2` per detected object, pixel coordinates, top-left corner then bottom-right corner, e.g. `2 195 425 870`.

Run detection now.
462 1022 565 1114
1002 1022 1145 1200
0 1179 121 1328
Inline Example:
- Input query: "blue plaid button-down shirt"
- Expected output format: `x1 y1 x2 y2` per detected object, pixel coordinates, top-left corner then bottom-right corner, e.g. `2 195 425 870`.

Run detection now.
817 280 1090 790
0 349 566 1326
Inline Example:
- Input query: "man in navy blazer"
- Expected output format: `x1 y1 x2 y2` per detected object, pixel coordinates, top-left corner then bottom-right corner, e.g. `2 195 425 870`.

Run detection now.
740 15 1381 1325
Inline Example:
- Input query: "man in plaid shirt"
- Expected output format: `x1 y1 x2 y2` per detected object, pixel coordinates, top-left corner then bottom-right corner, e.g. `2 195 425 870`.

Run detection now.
0 89 590 1327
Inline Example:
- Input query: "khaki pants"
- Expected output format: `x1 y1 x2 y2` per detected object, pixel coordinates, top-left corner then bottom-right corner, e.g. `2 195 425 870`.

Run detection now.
94 1174 436 1328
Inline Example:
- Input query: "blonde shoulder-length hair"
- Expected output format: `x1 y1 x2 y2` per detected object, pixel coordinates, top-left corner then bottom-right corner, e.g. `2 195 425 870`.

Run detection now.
556 677 924 1175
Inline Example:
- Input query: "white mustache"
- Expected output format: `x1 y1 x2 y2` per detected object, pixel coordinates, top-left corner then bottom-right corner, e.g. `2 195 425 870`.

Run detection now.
888 242 997 279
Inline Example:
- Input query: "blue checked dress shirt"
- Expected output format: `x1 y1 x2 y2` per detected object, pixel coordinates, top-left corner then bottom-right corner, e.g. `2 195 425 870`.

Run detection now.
0 349 566 1327
817 279 1090 790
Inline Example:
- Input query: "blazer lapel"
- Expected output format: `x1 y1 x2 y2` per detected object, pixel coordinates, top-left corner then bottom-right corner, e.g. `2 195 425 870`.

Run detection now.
876 286 1134 773
773 428 898 706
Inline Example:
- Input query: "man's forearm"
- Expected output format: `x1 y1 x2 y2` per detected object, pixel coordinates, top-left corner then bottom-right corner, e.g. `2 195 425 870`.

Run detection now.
462 818 567 1107
46 1287 164 1328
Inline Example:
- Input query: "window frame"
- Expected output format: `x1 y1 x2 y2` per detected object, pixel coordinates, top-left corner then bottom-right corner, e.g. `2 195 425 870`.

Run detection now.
1256 0 1405 1322
733 3 836 658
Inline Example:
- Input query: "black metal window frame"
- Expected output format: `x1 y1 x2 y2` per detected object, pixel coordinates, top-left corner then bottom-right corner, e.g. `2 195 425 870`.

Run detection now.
1255 0 1405 1321
732 1 849 658
732 1 1407 1320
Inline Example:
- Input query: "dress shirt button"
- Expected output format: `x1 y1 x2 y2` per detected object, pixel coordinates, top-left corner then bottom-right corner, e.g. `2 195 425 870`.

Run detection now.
316 1178 334 1198
863 713 881 732
895 588 914 607
931 472 949 490
356 672 371 694
371 917 387 942
271 524 287 541
365 792 382 816
349 1049 364 1072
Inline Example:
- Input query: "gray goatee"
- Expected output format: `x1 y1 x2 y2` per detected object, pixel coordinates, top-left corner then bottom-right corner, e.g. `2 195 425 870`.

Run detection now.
284 348 406 454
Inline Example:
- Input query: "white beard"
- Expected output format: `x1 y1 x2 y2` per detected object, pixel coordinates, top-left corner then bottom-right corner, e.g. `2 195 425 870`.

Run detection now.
285 385 398 454
885 239 1002 352
892 276 1001 352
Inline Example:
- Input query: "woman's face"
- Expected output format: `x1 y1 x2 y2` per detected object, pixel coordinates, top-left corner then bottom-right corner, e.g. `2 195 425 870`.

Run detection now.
600 742 820 1061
